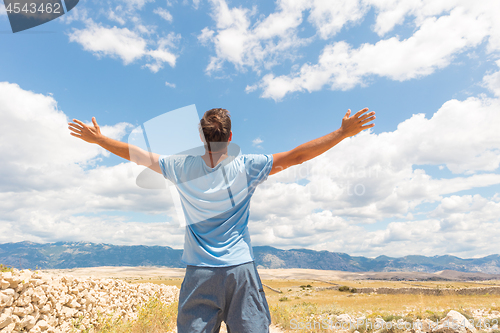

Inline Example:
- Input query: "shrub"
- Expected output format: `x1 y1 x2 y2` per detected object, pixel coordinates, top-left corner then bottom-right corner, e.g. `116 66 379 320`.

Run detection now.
0 264 13 272
339 285 357 293
383 314 402 322
457 306 473 320
93 294 178 333
425 310 446 322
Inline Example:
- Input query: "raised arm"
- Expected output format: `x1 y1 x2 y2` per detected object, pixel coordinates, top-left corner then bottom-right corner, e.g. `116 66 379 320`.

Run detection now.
68 117 163 174
270 108 375 175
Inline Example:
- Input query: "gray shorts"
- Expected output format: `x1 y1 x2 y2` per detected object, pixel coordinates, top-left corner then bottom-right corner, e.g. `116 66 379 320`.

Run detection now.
177 261 271 333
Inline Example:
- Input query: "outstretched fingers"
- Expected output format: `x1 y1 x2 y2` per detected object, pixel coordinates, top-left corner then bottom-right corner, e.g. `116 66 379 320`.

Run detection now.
68 119 88 140
361 122 375 129
72 118 87 127
68 122 82 131
360 115 376 125
354 108 369 118
358 111 375 121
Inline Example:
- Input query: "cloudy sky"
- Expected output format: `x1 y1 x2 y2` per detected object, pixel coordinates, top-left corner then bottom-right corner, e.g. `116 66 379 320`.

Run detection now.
1 0 499 259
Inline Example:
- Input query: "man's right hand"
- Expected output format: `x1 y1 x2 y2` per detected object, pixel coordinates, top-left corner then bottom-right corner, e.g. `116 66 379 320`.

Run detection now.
270 108 376 176
68 117 103 144
339 108 375 138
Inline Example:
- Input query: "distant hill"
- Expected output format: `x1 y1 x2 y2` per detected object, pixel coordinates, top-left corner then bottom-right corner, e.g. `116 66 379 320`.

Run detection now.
1 241 499 276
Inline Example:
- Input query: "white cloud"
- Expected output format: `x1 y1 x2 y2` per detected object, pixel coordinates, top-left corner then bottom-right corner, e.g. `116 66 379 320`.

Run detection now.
154 7 173 22
121 0 154 10
165 81 176 88
201 0 313 74
252 137 263 145
59 6 88 24
197 27 214 46
248 93 500 256
200 0 377 74
2 80 500 257
199 0 500 100
198 0 378 74
308 0 368 39
68 21 147 65
366 0 456 37
483 60 500 97
0 209 185 247
68 20 179 72
252 137 263 149
0 82 183 247
61 0 183 73
145 33 180 72
257 5 493 100
108 9 127 25
101 2 157 32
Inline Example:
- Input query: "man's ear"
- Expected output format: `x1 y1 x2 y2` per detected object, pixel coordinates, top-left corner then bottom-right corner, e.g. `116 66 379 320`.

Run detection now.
228 131 233 142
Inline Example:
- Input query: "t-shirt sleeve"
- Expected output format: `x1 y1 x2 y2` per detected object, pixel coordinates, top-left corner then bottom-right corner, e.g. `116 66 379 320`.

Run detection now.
158 155 175 183
242 154 274 189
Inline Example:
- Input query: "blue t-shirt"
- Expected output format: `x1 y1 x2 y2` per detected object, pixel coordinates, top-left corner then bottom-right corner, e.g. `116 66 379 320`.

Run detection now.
159 153 274 267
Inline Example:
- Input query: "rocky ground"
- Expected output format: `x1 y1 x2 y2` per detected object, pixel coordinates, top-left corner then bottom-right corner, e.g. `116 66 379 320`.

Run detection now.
1 269 285 333
0 269 177 332
302 310 499 333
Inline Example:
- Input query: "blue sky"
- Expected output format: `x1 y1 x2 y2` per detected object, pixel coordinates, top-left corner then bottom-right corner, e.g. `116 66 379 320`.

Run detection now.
1 0 499 258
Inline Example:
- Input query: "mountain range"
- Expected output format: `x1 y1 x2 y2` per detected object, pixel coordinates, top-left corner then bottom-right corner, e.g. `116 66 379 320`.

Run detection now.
1 241 499 276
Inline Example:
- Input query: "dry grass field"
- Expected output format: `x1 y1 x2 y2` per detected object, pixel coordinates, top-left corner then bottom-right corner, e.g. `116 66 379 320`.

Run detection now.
123 278 500 332
262 279 500 310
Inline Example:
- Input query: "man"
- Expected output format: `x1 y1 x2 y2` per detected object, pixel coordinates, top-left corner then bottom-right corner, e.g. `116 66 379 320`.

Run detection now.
68 107 375 333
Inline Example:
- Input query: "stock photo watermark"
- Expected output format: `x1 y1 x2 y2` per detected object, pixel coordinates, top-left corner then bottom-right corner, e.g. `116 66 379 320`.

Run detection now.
3 0 79 33
290 318 499 331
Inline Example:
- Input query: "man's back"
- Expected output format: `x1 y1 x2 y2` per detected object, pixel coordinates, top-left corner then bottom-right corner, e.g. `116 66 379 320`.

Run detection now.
159 153 273 267
68 106 374 333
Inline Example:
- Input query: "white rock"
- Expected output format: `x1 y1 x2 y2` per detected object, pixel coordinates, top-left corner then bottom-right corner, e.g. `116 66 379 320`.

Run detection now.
0 270 179 333
21 315 37 330
68 299 80 308
36 319 49 330
1 272 12 281
0 280 10 290
0 322 16 332
16 294 32 307
12 304 34 317
337 314 354 323
0 313 13 329
0 291 14 307
28 325 42 333
374 317 386 329
432 310 476 333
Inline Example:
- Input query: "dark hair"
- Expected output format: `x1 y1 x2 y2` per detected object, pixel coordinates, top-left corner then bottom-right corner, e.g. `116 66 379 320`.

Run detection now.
199 108 231 152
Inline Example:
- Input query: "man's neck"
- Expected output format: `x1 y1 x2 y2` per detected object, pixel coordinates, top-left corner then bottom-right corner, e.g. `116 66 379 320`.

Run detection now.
202 149 228 168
